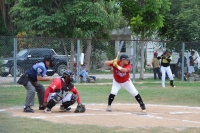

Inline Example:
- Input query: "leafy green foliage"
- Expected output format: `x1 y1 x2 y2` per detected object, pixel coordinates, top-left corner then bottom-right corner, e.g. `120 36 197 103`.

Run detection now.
10 0 121 39
119 0 171 39
159 0 200 52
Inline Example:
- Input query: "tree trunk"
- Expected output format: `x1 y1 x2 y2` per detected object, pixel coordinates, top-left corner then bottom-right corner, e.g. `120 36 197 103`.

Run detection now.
139 41 144 80
69 39 75 71
84 39 92 71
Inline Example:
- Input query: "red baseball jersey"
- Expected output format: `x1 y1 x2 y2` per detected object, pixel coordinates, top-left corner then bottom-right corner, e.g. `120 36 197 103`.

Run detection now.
110 60 132 83
44 78 81 103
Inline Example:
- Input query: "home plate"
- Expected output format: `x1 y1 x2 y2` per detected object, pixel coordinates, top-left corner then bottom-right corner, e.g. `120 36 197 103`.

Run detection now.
131 112 147 115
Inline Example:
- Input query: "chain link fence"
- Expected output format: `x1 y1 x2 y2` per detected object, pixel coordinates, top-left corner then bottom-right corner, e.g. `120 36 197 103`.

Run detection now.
0 36 200 84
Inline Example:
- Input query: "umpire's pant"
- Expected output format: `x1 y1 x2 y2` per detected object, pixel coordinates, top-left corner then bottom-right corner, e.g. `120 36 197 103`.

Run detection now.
24 81 45 107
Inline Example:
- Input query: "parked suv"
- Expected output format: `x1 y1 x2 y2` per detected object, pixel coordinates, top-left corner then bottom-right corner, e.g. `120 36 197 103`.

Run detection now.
0 48 69 77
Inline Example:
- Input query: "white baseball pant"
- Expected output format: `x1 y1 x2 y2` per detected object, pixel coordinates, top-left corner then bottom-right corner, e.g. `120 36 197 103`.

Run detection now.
110 79 138 96
160 66 174 87
47 93 73 103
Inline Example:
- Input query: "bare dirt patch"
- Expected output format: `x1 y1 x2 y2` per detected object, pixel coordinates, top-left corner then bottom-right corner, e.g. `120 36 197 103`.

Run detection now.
2 104 200 128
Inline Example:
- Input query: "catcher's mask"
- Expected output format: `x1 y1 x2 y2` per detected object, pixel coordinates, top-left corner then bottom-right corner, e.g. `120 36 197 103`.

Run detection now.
61 70 74 82
43 56 55 68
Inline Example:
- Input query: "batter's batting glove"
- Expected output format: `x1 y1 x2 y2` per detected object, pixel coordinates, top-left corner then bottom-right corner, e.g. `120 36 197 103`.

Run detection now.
113 59 117 64
113 61 118 67
161 56 166 59
74 103 86 113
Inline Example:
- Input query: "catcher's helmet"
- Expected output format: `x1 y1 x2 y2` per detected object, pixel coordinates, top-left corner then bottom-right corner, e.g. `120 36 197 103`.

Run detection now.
61 69 74 78
43 56 55 67
165 49 172 53
120 54 130 60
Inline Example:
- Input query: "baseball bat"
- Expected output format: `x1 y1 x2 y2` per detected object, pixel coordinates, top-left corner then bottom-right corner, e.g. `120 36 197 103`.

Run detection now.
116 41 124 59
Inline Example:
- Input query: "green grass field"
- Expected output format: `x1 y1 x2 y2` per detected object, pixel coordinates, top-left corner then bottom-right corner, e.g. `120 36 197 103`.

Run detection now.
0 79 200 133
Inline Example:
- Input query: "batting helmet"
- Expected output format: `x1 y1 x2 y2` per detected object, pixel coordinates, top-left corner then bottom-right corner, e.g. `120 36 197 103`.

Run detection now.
165 49 172 53
120 54 130 61
43 56 55 67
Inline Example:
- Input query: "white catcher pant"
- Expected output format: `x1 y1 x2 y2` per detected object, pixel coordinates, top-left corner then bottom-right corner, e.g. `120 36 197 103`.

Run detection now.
110 79 138 96
161 66 174 87
47 93 73 103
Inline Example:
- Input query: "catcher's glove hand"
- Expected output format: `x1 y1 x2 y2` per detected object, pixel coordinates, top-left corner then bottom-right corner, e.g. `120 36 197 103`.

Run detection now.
74 103 86 113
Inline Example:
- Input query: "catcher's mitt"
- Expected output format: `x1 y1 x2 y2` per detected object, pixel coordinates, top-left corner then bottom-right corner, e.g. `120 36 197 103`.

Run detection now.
74 104 86 113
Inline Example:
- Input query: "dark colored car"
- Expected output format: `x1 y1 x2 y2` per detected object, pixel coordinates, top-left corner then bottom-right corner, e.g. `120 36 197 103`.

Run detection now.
0 48 69 77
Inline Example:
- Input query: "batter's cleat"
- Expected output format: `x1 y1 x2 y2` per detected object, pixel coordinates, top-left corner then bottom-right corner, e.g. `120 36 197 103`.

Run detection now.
24 106 34 113
170 84 175 88
59 105 71 111
106 105 112 112
170 80 175 87
44 108 51 113
140 104 146 113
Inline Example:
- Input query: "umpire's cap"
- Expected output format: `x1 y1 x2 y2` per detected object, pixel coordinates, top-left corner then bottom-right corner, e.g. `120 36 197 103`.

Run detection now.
43 56 55 67
120 54 130 61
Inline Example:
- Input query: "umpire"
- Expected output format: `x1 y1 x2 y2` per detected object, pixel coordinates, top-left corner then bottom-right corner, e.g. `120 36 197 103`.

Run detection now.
18 56 55 113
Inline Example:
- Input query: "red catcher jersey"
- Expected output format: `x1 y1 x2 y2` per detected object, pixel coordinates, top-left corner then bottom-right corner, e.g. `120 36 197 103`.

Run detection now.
110 60 132 83
44 78 81 103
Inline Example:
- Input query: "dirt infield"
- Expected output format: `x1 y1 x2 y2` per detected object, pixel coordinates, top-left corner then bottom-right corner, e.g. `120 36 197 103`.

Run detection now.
2 104 200 128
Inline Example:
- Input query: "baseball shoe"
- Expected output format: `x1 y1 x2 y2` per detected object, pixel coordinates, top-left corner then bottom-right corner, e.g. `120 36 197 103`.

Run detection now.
59 105 71 111
23 106 34 113
170 80 175 88
39 106 45 110
140 104 146 113
170 84 175 88
106 105 112 112
44 108 51 113
184 77 187 81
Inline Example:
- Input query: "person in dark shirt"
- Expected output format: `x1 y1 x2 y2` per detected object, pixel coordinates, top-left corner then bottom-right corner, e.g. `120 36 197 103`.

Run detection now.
20 56 56 113
186 51 198 78
176 53 188 80
157 49 175 88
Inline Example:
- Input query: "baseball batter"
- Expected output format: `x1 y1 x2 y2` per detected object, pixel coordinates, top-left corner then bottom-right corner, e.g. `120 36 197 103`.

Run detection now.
157 49 175 88
104 54 146 112
43 70 86 113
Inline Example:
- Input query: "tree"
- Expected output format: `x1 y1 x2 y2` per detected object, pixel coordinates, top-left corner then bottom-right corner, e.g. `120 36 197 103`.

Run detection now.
159 0 200 52
0 0 15 35
10 0 121 71
119 0 170 79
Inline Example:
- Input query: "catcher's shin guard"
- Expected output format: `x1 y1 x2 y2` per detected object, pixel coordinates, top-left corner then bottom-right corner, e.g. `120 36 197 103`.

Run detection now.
47 99 57 109
135 94 146 112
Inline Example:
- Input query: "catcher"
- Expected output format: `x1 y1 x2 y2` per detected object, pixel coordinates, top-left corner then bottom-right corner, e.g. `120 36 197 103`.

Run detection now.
43 70 86 113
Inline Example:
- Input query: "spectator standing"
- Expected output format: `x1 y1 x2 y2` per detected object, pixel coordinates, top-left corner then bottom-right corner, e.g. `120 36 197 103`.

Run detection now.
176 53 188 80
186 51 198 78
152 52 161 80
